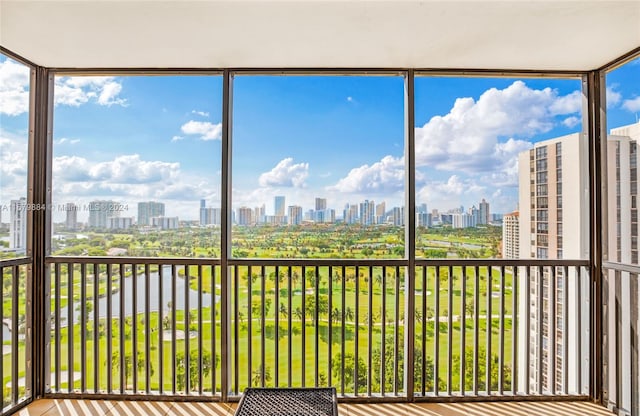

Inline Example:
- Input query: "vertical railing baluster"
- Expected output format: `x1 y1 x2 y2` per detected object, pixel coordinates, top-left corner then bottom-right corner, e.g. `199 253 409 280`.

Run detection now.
563 265 569 394
550 266 556 395
381 266 386 396
434 265 440 396
119 263 125 394
473 265 479 396
512 266 518 395
234 265 240 393
367 266 373 396
287 267 292 387
184 265 190 395
171 264 177 394
132 264 138 393
247 266 252 390
461 266 467 395
68 263 74 393
498 265 505 395
145 264 151 394
0 266 4 404
447 265 453 395
54 263 60 392
524 266 531 395
211 265 217 395
80 263 86 392
11 265 19 403
394 266 400 396
421 265 427 396
197 264 203 395
274 266 280 387
158 264 164 394
341 266 346 396
328 266 333 389
314 265 320 387
106 264 113 393
537 265 544 394
93 263 99 393
486 265 492 395
260 266 266 387
301 265 306 386
354 265 360 396
576 266 583 394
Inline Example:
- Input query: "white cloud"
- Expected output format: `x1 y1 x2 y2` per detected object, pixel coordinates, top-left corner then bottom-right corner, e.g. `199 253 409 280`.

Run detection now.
259 158 309 188
607 86 622 106
414 81 572 174
329 155 405 193
417 175 485 208
180 120 222 140
0 130 29 199
53 154 179 184
56 138 80 145
0 59 30 116
171 135 184 142
346 96 354 103
192 110 210 117
622 97 640 112
562 116 581 128
54 76 127 107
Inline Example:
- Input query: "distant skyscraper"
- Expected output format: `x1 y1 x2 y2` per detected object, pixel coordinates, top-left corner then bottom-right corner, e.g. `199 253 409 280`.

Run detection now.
107 217 132 230
200 199 207 226
274 196 285 216
237 207 253 226
288 205 303 225
255 204 265 224
376 202 386 224
315 198 327 211
452 212 475 228
502 211 519 259
478 199 490 225
10 198 26 252
65 202 78 231
88 200 120 228
359 200 375 225
138 201 165 226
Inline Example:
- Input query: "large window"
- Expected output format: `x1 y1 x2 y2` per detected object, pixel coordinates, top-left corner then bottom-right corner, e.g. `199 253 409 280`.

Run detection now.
51 75 223 257
414 76 587 260
0 55 30 259
231 75 405 258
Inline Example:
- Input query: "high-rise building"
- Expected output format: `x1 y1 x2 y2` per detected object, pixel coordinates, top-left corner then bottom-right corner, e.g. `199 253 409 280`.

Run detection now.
392 206 403 226
479 198 490 225
376 202 386 224
344 204 358 224
199 199 207 226
107 217 132 230
274 196 285 216
517 132 589 394
288 205 302 225
255 204 265 224
315 198 327 211
237 207 253 226
88 200 120 228
10 198 27 252
502 210 519 259
359 200 375 225
452 212 476 228
151 216 179 230
65 202 78 230
138 201 165 226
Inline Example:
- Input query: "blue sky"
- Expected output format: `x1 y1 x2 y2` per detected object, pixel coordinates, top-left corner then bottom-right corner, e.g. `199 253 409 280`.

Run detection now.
1 55 639 222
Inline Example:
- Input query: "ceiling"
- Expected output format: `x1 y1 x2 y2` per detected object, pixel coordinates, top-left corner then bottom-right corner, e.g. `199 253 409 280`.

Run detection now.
1 0 639 71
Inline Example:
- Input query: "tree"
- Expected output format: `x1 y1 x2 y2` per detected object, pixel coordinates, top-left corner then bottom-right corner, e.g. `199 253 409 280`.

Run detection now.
332 353 367 392
176 350 215 391
251 365 272 387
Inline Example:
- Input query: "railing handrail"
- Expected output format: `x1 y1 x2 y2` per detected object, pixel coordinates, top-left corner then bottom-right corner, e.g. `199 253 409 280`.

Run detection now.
45 256 590 268
0 257 32 267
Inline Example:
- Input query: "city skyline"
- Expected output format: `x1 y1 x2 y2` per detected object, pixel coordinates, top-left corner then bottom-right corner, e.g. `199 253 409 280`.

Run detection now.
1 56 640 224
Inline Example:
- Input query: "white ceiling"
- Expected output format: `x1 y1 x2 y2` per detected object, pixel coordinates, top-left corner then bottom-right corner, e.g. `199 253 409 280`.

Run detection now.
1 0 639 70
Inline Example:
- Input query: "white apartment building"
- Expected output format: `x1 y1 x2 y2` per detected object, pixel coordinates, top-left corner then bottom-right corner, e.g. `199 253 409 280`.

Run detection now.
517 132 589 395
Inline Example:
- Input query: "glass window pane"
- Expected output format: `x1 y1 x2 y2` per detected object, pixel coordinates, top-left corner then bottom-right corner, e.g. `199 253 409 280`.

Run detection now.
0 55 30 258
414 77 588 260
51 75 222 257
231 75 405 258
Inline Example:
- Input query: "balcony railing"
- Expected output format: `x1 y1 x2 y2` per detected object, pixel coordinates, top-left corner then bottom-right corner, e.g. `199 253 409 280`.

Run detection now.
36 257 591 403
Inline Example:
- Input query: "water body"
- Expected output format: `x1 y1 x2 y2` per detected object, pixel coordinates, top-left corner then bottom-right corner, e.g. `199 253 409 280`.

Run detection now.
58 266 218 326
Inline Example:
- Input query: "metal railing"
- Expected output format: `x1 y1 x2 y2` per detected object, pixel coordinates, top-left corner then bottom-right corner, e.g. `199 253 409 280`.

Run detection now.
0 258 32 414
41 256 592 403
602 262 639 416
